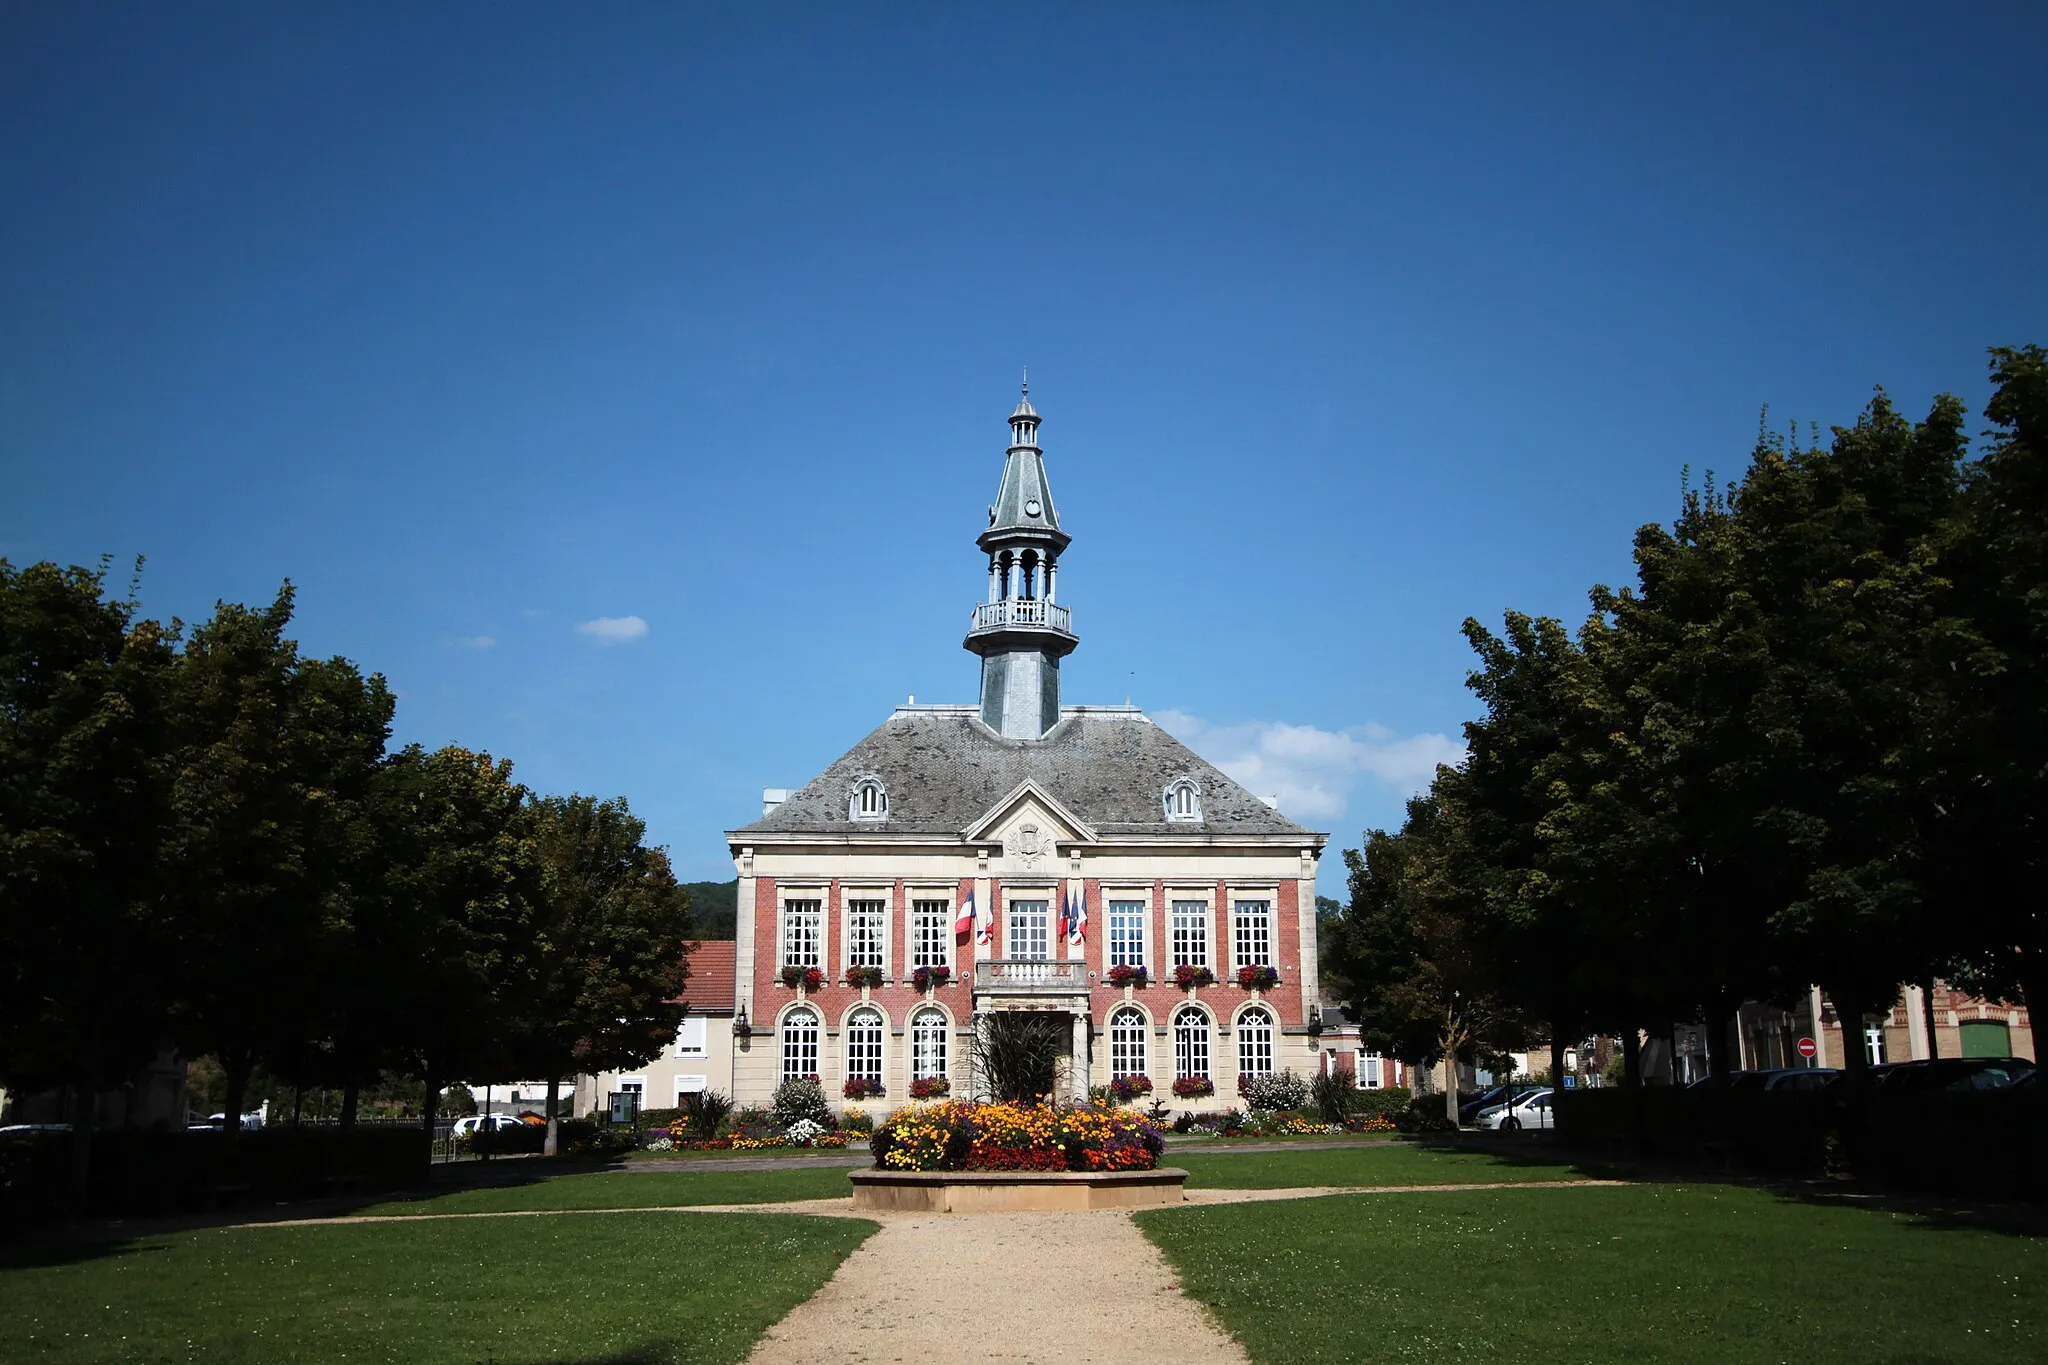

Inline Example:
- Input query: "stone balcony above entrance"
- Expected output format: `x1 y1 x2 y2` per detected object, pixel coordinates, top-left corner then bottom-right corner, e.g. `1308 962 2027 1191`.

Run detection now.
969 598 1073 636
974 959 1089 996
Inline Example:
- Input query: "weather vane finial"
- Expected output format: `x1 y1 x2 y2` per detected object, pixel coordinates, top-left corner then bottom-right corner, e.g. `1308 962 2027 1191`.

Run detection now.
1021 365 1028 396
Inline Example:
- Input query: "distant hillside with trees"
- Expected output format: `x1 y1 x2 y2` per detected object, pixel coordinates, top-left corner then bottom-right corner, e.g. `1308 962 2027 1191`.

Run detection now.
682 880 738 939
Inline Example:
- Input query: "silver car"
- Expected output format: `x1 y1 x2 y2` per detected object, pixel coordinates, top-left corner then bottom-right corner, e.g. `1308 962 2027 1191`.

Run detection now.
1474 1089 1555 1131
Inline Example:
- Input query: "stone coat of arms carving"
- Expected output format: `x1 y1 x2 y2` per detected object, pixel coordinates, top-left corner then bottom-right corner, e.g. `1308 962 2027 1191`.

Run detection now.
1008 822 1045 869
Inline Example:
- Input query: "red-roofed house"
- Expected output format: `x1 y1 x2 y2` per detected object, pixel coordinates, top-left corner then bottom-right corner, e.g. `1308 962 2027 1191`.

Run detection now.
573 939 739 1115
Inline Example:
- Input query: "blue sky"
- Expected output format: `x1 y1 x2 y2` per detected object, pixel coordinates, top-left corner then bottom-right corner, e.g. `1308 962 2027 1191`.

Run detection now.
6 5 2045 897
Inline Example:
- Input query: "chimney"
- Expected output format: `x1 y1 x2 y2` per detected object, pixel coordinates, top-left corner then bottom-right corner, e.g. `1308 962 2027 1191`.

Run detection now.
762 788 789 817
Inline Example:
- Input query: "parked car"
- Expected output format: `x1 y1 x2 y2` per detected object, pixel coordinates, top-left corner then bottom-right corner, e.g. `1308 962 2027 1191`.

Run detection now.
200 1111 264 1131
1475 1089 1555 1131
1458 1085 1517 1125
1758 1067 1838 1092
1870 1058 2035 1093
451 1114 527 1136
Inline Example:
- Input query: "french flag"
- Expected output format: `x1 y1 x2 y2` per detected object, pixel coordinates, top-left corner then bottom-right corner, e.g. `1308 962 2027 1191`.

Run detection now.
954 891 975 937
1065 884 1088 946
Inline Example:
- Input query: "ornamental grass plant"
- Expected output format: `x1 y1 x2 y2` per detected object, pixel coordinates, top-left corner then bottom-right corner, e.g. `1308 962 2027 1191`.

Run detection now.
869 1100 1165 1173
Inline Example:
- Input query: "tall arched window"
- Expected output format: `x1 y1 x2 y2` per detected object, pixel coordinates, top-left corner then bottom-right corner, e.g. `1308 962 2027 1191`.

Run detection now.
911 1008 948 1080
1173 1006 1211 1081
1110 1007 1148 1080
846 1007 884 1088
1238 1006 1274 1078
781 1006 820 1080
850 778 888 821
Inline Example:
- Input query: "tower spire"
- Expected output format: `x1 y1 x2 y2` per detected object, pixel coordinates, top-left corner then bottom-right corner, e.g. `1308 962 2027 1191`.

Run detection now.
966 384 1075 739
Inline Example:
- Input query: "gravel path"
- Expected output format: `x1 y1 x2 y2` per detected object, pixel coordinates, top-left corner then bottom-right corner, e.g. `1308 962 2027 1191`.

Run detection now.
741 1207 1249 1365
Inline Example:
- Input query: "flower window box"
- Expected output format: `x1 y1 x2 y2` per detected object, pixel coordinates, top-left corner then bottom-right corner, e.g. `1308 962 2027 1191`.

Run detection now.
1172 1075 1216 1098
1235 965 1280 992
1172 964 1216 990
844 965 884 989
780 965 825 991
1107 963 1149 988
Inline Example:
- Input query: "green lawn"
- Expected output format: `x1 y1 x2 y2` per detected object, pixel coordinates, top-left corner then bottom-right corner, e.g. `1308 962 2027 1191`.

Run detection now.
1137 1183 2047 1364
1 1210 874 1364
358 1165 853 1215
1173 1141 1596 1189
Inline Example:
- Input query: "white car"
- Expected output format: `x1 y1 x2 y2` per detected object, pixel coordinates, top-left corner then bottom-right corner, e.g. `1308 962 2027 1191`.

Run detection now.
451 1114 527 1136
1473 1089 1555 1131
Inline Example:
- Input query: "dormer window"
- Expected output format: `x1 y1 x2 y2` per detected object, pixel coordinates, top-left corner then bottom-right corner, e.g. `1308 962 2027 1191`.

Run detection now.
1163 778 1202 823
850 777 889 822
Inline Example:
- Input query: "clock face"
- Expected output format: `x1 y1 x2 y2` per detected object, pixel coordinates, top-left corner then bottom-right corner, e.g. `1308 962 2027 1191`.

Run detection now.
1025 498 1042 517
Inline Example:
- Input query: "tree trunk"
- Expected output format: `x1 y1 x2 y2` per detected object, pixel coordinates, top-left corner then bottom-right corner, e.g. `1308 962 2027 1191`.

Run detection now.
219 1049 253 1153
1707 1001 1735 1080
1550 1035 1568 1091
544 1076 561 1158
340 1082 360 1128
1834 996 1870 1084
421 1072 440 1171
66 1075 97 1203
1441 1056 1458 1124
1622 1029 1642 1087
1921 980 1941 1060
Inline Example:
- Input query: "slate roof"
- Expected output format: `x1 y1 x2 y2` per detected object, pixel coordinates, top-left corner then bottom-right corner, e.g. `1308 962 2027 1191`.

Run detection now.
732 707 1320 841
988 443 1062 537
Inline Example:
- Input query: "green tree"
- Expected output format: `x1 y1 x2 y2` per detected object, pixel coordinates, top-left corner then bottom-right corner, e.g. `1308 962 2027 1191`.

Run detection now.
514 793 693 1154
0 558 177 1188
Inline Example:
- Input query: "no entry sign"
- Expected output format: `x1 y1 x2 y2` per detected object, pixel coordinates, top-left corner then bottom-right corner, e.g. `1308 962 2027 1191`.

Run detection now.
1797 1036 1818 1059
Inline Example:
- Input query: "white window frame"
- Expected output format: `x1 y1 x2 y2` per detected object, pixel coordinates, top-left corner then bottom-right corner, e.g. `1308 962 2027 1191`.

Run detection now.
781 1006 820 1080
910 1007 948 1080
675 1075 708 1100
1163 778 1202 823
1106 897 1149 971
909 895 953 970
1237 1006 1275 1078
844 894 888 973
1170 896 1211 969
1173 1006 1212 1081
845 1006 884 1086
1358 1051 1383 1089
1229 897 1273 972
1007 896 1052 961
1110 1006 1148 1080
675 1016 707 1058
849 777 888 821
780 896 824 969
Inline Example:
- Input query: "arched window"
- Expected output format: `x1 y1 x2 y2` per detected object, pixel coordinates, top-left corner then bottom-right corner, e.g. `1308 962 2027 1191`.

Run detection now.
781 1006 820 1081
1163 778 1202 823
1173 1006 1211 1081
1238 1006 1274 1078
911 1008 948 1080
1109 1007 1148 1080
850 777 888 821
845 1007 883 1087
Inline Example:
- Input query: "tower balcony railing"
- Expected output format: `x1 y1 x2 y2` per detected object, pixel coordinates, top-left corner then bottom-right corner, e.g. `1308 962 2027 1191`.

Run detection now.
974 959 1089 993
971 599 1073 634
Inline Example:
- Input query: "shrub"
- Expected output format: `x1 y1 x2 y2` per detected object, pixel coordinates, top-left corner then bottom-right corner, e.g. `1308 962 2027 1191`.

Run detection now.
1172 1075 1216 1098
784 1118 830 1146
679 1089 733 1141
729 1105 781 1140
1349 1085 1414 1118
1235 965 1280 992
840 1106 875 1136
1395 1100 1457 1134
773 1076 832 1129
1171 1110 1198 1133
1310 1070 1356 1123
1240 1070 1310 1111
971 1011 1068 1102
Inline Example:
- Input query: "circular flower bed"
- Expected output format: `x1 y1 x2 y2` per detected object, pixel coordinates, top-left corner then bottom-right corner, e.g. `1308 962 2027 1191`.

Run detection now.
870 1101 1165 1174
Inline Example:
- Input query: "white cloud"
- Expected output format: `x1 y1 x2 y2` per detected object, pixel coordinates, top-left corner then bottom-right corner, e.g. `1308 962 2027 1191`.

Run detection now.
575 615 649 645
445 634 496 650
1152 710 1464 824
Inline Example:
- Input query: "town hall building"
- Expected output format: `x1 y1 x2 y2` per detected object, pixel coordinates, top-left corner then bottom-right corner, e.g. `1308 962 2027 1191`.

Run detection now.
723 387 1331 1112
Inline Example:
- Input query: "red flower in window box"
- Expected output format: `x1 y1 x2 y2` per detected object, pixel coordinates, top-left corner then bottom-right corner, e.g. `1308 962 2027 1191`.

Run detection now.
1236 965 1280 992
843 965 884 989
1107 963 1149 987
1108 1074 1153 1103
843 1076 885 1100
1172 964 1216 990
907 1076 951 1099
780 965 824 991
911 965 952 991
1172 1075 1216 1098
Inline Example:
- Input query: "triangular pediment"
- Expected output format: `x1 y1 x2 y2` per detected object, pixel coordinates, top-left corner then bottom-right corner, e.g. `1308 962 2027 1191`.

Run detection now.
961 779 1098 846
